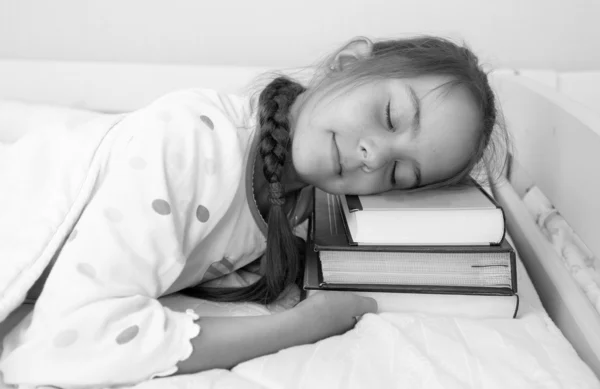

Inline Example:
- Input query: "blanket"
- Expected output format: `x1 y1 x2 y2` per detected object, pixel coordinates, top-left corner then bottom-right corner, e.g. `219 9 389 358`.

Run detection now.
0 101 124 322
0 90 266 386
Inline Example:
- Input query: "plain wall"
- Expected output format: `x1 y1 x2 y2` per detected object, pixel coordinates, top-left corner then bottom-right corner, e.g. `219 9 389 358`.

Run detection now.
0 0 598 71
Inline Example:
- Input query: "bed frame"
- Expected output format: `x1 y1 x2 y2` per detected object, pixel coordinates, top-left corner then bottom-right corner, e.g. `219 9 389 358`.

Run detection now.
0 60 599 377
490 73 600 376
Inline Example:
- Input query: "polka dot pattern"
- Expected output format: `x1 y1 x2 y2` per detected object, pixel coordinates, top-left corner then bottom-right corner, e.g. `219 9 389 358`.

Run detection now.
196 205 210 222
200 115 214 130
152 199 172 215
104 208 123 222
129 156 147 170
116 325 139 345
76 263 97 279
67 229 78 242
53 329 78 348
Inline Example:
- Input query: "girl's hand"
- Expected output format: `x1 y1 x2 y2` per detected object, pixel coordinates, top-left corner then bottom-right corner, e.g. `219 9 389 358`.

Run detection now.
293 291 378 337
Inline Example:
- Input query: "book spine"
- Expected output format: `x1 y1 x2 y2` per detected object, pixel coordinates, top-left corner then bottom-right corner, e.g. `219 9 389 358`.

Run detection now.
345 194 363 212
336 194 358 246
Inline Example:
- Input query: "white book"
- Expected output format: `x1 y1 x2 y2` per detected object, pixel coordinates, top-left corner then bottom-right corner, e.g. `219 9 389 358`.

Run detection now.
340 184 505 246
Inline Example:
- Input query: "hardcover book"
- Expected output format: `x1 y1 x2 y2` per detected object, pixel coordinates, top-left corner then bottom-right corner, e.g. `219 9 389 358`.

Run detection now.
303 243 520 319
314 188 517 293
339 182 505 245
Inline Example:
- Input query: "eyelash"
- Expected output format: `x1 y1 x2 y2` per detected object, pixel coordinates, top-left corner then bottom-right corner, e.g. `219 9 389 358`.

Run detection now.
385 101 395 132
386 101 397 185
390 161 397 185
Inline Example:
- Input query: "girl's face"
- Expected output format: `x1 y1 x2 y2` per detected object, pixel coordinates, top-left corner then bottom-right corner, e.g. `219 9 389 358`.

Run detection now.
289 75 481 195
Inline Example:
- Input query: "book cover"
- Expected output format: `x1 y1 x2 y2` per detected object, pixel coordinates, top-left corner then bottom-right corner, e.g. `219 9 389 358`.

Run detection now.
339 182 506 246
312 188 518 293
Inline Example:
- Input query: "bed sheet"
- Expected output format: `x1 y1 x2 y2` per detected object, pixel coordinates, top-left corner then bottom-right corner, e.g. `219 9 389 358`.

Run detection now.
118 245 600 389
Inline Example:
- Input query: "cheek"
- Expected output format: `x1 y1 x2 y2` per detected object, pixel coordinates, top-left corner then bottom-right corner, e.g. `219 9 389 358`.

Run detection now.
424 135 476 184
291 119 331 174
291 140 322 179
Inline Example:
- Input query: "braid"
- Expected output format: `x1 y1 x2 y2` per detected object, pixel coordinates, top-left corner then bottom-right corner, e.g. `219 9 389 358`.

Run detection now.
258 77 305 202
255 77 306 302
181 76 306 304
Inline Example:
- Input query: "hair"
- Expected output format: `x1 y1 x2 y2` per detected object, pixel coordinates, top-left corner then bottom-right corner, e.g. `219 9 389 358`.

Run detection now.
310 36 508 189
182 35 509 304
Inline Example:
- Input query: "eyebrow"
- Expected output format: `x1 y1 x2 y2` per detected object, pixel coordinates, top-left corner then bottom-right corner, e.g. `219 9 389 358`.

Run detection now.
408 86 422 137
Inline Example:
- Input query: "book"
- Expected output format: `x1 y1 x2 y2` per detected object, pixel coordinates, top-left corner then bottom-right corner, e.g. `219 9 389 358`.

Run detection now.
340 182 505 245
303 246 520 319
314 188 517 292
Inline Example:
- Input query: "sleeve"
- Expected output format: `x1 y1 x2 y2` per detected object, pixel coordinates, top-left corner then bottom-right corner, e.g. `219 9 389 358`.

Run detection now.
0 90 246 388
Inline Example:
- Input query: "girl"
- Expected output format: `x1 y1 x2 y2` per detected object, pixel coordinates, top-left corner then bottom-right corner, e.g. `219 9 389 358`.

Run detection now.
0 35 505 387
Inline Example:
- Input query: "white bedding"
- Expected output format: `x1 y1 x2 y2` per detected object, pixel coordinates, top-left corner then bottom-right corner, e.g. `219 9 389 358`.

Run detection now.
116 243 599 389
1 97 599 389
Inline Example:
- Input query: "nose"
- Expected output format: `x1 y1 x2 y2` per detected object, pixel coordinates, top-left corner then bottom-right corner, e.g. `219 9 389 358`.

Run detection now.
357 137 392 173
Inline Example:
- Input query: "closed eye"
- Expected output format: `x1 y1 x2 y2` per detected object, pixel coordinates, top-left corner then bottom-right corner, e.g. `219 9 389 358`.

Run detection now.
385 101 395 132
390 161 397 185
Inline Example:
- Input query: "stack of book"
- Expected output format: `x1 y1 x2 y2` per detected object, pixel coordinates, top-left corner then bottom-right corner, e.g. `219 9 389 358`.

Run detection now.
303 184 519 319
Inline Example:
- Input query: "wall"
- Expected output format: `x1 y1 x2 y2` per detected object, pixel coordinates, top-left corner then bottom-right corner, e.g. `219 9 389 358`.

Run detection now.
0 0 597 71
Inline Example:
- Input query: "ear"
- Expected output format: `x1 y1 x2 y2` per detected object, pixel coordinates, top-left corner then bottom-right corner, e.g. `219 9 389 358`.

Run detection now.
330 36 374 72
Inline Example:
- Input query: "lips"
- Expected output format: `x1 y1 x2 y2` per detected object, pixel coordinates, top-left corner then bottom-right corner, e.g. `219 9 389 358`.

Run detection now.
332 134 342 175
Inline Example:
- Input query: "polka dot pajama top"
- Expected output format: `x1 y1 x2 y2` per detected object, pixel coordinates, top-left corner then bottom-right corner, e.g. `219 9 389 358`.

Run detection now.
0 89 270 387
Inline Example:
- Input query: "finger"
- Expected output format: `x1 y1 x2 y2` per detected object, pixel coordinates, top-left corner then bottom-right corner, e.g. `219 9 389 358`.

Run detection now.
356 296 378 315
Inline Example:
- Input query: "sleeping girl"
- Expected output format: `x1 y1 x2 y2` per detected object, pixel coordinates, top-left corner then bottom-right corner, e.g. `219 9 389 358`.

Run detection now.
0 35 507 387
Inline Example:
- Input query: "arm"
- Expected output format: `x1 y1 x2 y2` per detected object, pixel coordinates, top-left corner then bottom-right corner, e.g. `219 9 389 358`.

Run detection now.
177 291 378 373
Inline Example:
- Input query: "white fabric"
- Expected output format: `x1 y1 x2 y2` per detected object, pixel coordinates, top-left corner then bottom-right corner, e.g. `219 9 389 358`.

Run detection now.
126 253 600 389
0 90 267 387
0 104 121 323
